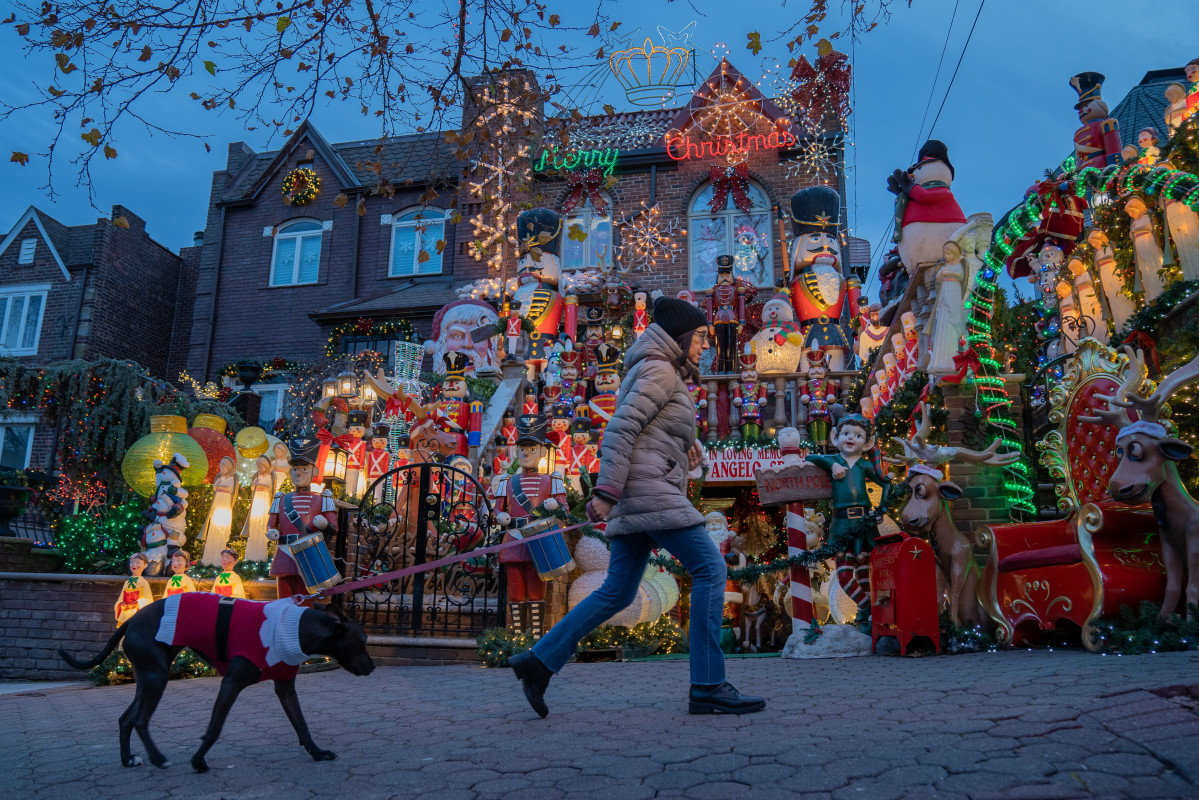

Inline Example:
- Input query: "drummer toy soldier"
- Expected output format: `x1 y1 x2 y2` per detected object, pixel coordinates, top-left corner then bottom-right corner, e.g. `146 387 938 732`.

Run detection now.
491 414 572 636
586 343 622 446
1069 72 1122 172
705 255 746 374
268 437 338 601
365 423 392 502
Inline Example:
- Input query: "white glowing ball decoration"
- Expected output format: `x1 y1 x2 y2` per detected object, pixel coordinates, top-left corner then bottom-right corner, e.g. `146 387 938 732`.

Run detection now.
567 536 679 627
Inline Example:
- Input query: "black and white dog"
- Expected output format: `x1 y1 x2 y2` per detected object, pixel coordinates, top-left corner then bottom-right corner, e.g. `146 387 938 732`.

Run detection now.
60 594 374 772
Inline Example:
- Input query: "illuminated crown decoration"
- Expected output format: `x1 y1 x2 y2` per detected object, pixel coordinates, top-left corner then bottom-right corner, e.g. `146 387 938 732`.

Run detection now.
608 25 694 107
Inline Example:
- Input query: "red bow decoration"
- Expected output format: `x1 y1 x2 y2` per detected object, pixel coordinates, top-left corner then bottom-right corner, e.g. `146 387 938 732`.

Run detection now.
710 163 751 213
1122 330 1160 375
562 169 608 214
942 347 983 386
315 428 358 450
354 317 375 334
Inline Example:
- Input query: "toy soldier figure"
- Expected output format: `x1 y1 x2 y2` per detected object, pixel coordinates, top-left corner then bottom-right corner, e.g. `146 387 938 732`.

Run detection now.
1069 72 1122 172
365 424 392 502
267 438 338 602
521 386 540 416
586 342 622 446
705 254 746 374
499 411 519 463
800 350 838 449
491 415 571 635
568 417 600 489
342 409 370 497
687 377 709 440
788 186 860 374
431 352 482 458
733 346 767 444
513 208 572 381
579 306 606 377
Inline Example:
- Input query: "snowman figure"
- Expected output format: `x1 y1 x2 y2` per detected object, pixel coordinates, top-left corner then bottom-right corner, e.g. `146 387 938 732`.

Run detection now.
749 289 803 376
888 139 968 275
733 224 770 286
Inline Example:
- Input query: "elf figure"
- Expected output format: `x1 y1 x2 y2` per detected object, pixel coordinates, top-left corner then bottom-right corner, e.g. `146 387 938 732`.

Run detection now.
430 352 480 458
705 255 746 374
888 139 968 277
788 186 859 373
114 553 154 625
798 414 890 634
365 424 392 502
687 377 709 439
580 306 606 377
586 343 622 446
801 350 838 449
268 438 338 601
1069 72 1122 172
632 292 649 339
162 550 198 598
513 208 570 381
212 549 248 599
342 410 369 498
733 346 767 444
491 414 571 636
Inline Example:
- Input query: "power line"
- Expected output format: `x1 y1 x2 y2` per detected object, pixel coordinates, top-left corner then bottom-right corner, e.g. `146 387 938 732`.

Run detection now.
926 0 986 140
910 0 960 160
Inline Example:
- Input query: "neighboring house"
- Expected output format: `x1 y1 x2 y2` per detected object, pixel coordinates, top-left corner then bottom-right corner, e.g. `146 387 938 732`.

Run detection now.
0 205 198 470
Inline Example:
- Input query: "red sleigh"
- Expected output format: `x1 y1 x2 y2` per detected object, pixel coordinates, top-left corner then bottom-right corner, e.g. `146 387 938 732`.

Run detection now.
976 340 1166 651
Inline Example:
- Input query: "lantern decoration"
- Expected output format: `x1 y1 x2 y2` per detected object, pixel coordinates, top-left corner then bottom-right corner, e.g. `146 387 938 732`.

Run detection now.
360 380 378 405
120 415 210 497
234 426 269 459
336 369 359 399
236 432 284 488
323 443 349 486
321 377 337 399
188 413 237 483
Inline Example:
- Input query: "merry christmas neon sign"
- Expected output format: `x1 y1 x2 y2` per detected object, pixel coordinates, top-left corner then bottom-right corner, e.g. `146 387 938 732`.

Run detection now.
533 146 621 176
665 129 797 161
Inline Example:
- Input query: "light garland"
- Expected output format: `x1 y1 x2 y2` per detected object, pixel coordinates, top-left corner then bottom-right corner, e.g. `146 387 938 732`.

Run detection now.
281 167 320 205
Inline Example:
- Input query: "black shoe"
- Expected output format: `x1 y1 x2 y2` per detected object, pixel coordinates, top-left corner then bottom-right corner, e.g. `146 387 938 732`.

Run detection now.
510 650 552 718
688 682 766 715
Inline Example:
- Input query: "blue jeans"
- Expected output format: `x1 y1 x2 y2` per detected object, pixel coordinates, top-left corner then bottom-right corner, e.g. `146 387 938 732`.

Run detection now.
530 523 726 685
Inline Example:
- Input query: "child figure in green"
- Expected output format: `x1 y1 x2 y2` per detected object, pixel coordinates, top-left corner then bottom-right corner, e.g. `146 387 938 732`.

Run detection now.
800 414 890 633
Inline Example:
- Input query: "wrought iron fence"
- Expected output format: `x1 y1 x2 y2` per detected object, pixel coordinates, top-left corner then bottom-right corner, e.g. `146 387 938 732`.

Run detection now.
333 463 504 639
7 505 56 547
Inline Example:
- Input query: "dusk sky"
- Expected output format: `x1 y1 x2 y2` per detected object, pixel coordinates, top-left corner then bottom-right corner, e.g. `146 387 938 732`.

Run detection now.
2 0 1196 303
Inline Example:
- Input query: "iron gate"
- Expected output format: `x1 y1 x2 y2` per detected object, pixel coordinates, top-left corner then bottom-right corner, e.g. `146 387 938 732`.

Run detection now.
334 462 505 638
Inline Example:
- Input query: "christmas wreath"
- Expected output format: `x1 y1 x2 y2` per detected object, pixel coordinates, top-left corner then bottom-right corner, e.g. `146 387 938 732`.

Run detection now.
282 167 320 205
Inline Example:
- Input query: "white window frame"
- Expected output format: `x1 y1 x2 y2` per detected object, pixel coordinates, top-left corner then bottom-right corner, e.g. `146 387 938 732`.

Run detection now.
269 220 324 287
563 195 614 271
17 239 36 264
389 207 448 278
250 383 291 431
0 283 50 356
686 181 774 290
0 413 38 470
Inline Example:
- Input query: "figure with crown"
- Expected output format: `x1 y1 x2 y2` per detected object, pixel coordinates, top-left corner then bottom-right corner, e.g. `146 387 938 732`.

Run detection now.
787 187 859 375
513 208 573 381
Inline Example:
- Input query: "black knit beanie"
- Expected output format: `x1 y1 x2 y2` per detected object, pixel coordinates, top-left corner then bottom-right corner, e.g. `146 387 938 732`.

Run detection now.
653 296 708 340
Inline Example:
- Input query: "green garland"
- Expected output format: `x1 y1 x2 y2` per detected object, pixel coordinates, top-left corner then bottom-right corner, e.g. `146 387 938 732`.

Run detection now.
475 627 535 667
1088 602 1199 655
1110 279 1199 346
187 560 274 582
418 371 497 404
474 618 688 668
89 647 218 685
325 318 418 357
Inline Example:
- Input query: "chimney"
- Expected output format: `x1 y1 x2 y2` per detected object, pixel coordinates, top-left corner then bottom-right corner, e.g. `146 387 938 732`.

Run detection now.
193 230 205 247
227 141 257 175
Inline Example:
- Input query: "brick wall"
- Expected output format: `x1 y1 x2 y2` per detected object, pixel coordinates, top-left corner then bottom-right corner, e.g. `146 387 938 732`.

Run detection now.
0 217 82 364
0 575 278 680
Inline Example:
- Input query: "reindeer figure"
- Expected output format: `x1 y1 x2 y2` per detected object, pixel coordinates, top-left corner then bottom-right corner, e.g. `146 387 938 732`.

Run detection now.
1082 347 1199 620
886 403 1019 628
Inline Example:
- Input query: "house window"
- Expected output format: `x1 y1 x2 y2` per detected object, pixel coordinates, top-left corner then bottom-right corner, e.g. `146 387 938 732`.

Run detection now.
251 384 291 432
0 284 49 356
18 239 36 265
563 196 613 270
687 181 774 290
270 220 323 286
340 335 397 364
0 418 36 470
390 208 447 277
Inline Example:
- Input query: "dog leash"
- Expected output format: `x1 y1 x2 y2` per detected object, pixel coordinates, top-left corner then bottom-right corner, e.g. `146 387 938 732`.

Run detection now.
309 517 596 601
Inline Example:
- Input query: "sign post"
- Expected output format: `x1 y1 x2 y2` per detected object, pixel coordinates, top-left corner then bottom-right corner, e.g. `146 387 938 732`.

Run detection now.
755 463 832 625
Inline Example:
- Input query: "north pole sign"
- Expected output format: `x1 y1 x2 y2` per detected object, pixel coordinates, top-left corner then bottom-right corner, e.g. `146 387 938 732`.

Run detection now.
754 463 833 506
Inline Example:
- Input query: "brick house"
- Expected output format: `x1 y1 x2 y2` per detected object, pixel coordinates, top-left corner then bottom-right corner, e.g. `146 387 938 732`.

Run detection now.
0 205 197 470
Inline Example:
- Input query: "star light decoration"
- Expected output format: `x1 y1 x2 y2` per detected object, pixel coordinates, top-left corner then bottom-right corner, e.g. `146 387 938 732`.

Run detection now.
616 202 685 273
785 138 839 178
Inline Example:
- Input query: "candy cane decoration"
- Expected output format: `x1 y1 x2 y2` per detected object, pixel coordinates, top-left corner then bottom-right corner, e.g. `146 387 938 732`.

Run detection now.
786 501 814 624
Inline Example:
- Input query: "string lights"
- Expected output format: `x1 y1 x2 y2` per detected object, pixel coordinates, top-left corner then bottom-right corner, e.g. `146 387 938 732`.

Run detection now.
615 202 684 272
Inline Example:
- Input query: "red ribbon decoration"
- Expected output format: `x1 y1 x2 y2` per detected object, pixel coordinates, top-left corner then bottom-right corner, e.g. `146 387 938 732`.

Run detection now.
562 169 608 214
710 162 751 213
1122 330 1160 375
942 347 983 386
315 428 359 450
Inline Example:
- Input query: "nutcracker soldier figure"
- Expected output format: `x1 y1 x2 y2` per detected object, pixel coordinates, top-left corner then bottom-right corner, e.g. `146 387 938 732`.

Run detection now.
514 208 571 381
499 412 519 462
687 377 709 439
580 306 606 377
788 186 860 373
431 352 482 458
267 438 338 602
492 415 571 635
801 350 838 449
733 346 767 444
586 342 622 446
1069 72 1122 172
568 417 600 489
557 343 588 407
521 386 540 416
705 255 746 374
342 410 369 498
548 403 574 472
901 311 921 374
632 291 650 339
365 423 392 502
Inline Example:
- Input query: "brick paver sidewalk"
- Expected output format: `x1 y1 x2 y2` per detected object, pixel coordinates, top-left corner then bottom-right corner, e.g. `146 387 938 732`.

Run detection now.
3 650 1198 799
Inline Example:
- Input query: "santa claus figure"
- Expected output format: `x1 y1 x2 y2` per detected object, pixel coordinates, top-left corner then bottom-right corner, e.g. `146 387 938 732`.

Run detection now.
1069 72 1122 172
787 186 859 373
513 208 571 381
888 139 967 276
733 346 767 444
586 342 622 446
426 299 499 378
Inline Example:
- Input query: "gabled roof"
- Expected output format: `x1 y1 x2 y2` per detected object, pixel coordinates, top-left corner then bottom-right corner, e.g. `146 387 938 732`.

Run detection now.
238 120 362 203
668 58 792 134
0 206 72 280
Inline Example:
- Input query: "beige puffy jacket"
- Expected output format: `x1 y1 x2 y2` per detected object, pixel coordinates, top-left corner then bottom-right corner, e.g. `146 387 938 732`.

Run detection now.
594 323 705 537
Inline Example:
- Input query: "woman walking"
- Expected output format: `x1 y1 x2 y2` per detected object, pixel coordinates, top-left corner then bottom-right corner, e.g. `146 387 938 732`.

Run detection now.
510 297 766 717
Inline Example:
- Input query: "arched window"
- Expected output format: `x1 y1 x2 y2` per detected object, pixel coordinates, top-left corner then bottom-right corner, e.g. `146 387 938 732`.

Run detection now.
563 195 613 270
687 181 773 289
390 207 448 277
270 220 323 286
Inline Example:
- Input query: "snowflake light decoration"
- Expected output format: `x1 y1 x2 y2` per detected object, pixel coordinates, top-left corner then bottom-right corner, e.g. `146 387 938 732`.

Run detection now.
616 202 684 273
785 138 838 178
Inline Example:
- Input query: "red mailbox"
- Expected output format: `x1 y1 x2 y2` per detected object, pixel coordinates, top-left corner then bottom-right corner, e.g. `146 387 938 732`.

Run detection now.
870 531 940 655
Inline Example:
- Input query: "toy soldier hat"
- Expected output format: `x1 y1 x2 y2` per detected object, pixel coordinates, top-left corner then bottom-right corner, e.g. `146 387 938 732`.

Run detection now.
595 342 623 374
901 311 917 330
1069 71 1106 108
347 409 369 427
572 417 593 435
789 186 841 237
551 402 573 420
372 423 390 439
582 306 605 324
740 345 758 370
396 432 411 448
558 343 581 368
516 208 563 257
442 351 470 379
910 139 954 178
515 414 549 446
806 348 827 367
715 254 735 271
287 437 321 467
